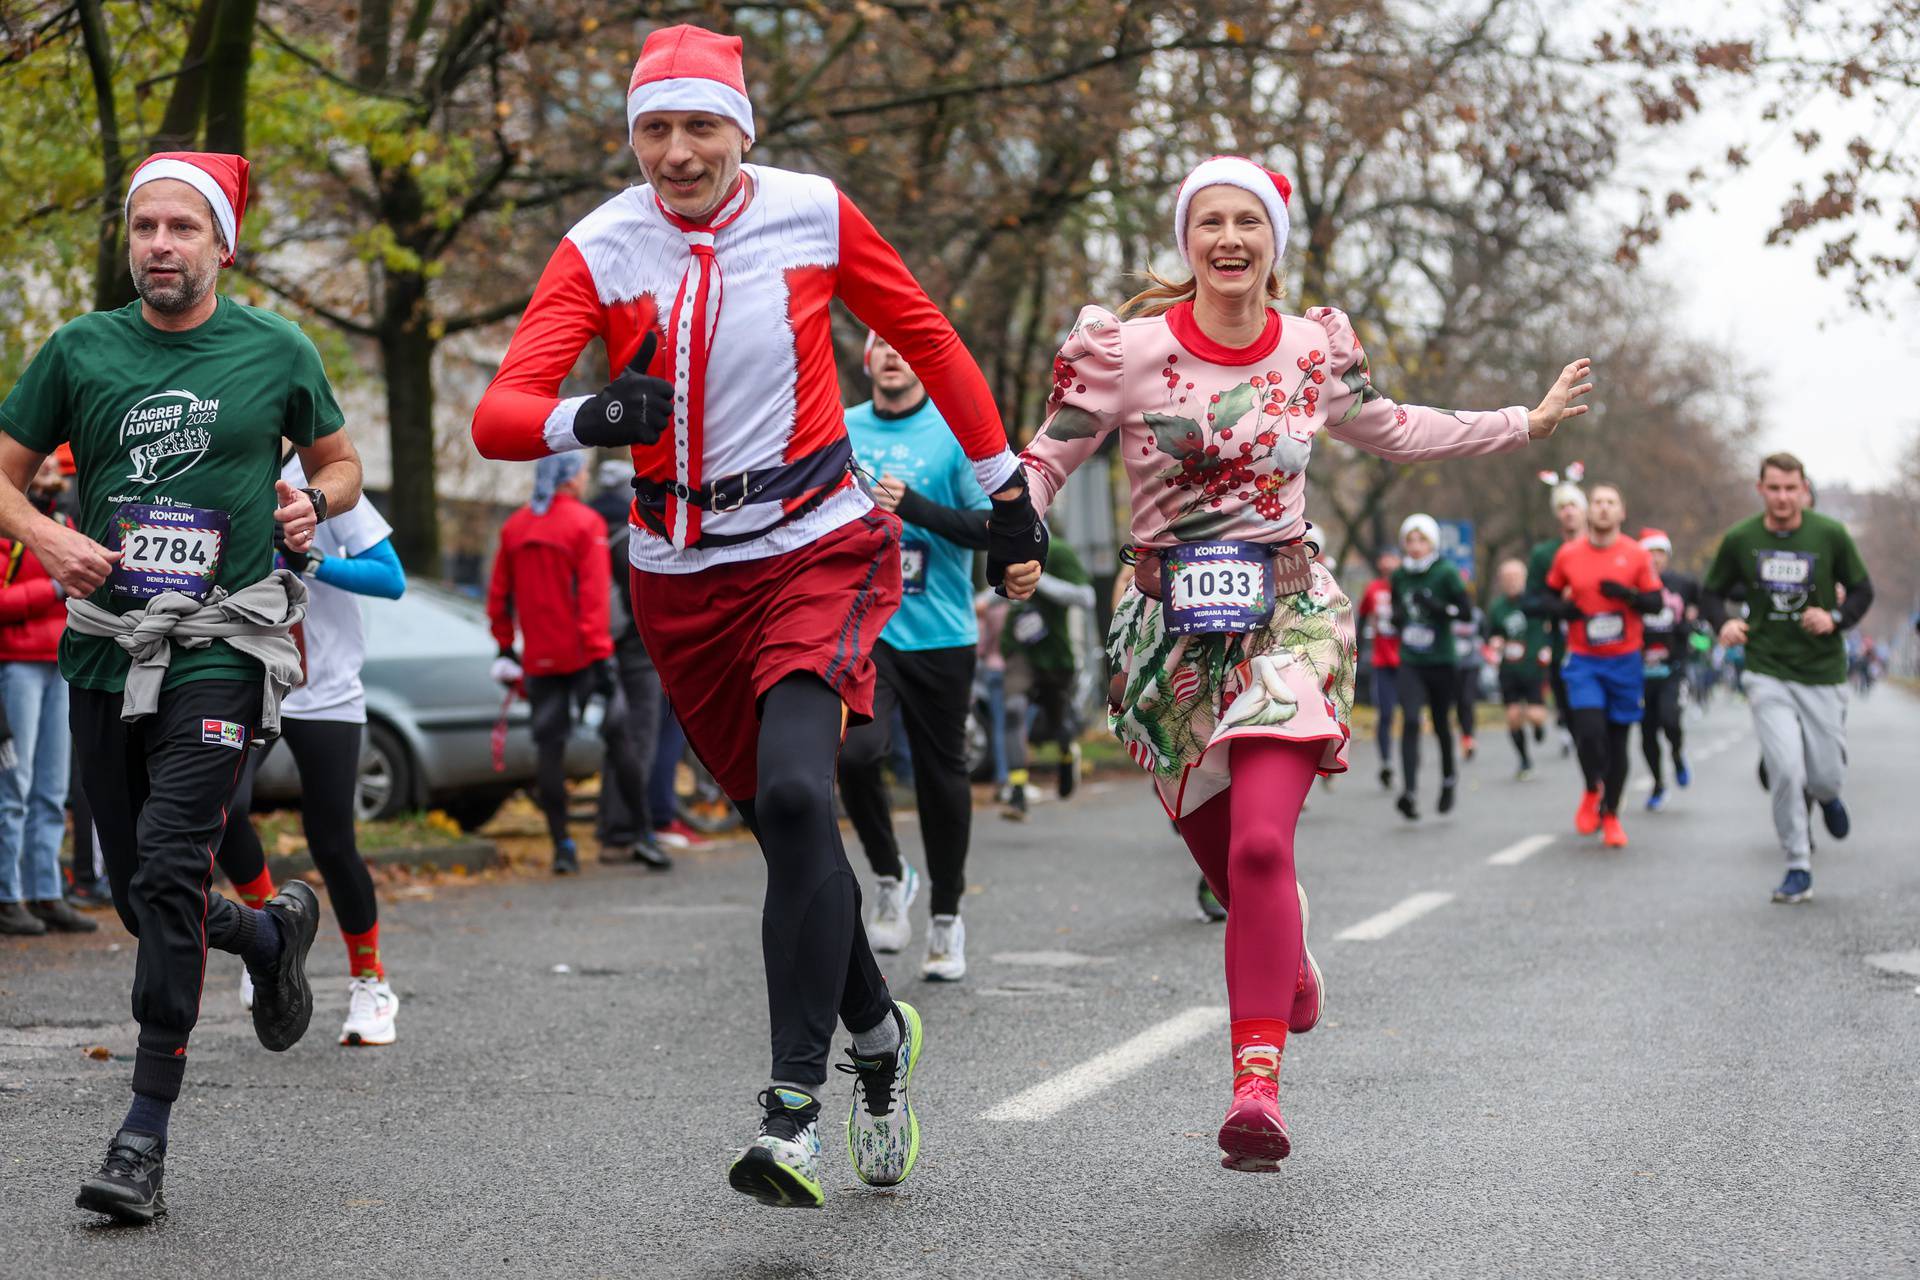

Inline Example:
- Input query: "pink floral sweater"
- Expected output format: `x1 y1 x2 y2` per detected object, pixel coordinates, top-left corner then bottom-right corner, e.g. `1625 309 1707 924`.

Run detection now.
1021 301 1531 545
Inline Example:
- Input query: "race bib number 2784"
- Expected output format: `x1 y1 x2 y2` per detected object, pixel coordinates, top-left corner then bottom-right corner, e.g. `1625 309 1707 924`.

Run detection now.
107 503 227 600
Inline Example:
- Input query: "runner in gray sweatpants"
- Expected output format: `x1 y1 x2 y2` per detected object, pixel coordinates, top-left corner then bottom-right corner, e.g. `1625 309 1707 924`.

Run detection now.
1702 452 1873 904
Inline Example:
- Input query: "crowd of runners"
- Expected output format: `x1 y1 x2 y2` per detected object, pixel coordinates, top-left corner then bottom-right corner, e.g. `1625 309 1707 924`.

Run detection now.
0 19 1893 1228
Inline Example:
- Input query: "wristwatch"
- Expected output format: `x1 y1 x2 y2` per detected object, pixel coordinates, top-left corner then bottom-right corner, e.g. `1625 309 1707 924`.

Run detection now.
300 486 329 523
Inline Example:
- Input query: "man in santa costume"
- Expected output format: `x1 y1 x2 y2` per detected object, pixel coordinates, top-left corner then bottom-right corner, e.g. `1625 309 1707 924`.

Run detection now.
0 150 364 1221
472 23 1046 1208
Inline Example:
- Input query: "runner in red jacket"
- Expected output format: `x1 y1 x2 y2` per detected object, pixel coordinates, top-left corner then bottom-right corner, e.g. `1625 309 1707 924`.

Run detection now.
470 24 1043 1208
0 456 95 937
486 454 655 875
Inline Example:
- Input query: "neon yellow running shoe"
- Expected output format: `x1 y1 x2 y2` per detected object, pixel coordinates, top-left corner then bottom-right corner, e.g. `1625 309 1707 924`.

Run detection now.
841 1001 923 1186
727 1087 824 1208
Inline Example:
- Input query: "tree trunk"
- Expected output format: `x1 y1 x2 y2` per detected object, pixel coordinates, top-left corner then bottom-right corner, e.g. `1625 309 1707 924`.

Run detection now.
151 0 222 151
203 0 259 154
75 0 133 311
379 279 441 574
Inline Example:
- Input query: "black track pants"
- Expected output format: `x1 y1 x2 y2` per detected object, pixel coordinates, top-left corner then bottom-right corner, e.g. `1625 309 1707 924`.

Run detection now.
216 718 377 935
837 641 976 917
71 681 265 1100
1640 674 1684 789
736 675 893 1088
527 666 650 848
1397 663 1457 794
595 638 663 845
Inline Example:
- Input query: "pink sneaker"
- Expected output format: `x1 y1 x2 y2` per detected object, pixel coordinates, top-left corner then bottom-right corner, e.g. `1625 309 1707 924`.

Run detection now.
1218 1046 1291 1172
1291 883 1323 1034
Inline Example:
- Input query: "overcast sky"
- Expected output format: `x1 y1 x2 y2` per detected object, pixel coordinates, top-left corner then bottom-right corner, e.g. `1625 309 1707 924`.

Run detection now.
1602 0 1918 490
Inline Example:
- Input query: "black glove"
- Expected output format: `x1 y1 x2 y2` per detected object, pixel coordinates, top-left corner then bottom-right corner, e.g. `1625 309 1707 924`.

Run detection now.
985 479 1049 596
1599 579 1635 602
573 333 672 448
592 659 617 701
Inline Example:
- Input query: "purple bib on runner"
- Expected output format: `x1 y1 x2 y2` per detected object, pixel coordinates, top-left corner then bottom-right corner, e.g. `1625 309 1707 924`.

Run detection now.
107 502 228 601
1160 540 1276 635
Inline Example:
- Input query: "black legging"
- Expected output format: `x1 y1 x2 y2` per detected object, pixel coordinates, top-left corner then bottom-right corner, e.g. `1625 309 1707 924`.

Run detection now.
216 718 377 936
838 641 975 917
1640 674 1684 789
1397 664 1457 794
1455 665 1479 738
1570 708 1633 817
735 675 893 1088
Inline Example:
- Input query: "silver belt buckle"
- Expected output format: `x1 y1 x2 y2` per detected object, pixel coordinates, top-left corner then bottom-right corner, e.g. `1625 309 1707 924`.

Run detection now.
709 469 748 515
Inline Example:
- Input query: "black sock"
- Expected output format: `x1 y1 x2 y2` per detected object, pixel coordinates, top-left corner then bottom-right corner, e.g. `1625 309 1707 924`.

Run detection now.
1510 728 1531 767
1532 723 1545 742
123 1090 171 1141
240 907 282 973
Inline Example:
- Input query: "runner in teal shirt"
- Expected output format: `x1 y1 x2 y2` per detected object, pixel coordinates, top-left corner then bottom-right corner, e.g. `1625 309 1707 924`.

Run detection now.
838 333 994 982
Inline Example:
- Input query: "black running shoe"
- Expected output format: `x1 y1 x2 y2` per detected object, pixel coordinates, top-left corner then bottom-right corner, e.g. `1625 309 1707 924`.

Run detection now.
1395 792 1419 821
1378 766 1393 791
252 880 319 1053
1438 779 1457 815
76 1129 166 1223
632 837 674 871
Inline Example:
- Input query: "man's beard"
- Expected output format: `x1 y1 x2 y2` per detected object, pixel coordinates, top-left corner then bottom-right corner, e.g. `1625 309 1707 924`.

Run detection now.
132 255 216 315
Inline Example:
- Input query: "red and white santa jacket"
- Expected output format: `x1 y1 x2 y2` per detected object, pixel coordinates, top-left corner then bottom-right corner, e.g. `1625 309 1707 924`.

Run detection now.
472 164 1020 573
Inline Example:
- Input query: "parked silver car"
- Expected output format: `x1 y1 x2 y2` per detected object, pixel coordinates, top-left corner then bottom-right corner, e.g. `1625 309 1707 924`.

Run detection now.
251 580 601 830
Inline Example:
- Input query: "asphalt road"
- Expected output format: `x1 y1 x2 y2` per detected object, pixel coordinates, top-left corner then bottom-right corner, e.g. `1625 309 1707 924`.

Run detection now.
3 685 1917 1278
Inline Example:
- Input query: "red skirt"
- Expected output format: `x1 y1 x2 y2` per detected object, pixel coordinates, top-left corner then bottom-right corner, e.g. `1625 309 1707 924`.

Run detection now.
628 510 902 801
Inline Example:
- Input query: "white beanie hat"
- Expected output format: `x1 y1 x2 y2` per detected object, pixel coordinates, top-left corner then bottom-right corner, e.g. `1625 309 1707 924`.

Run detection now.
1173 156 1292 267
1399 513 1440 548
1550 482 1588 512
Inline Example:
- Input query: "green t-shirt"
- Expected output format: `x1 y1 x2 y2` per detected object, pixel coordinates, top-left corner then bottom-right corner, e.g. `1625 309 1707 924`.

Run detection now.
1487 594 1549 673
1525 536 1569 662
1004 540 1089 674
1389 558 1467 667
0 297 345 692
1703 512 1867 686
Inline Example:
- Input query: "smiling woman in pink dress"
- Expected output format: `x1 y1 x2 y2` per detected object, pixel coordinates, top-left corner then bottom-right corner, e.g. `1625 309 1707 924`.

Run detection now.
1014 155 1594 1172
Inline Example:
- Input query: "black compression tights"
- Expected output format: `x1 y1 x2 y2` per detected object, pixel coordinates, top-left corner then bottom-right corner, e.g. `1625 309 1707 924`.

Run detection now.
1569 708 1633 817
216 719 377 935
735 675 894 1088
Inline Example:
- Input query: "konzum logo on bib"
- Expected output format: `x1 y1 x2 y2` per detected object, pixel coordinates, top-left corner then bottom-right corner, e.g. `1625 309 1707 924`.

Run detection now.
119 388 219 485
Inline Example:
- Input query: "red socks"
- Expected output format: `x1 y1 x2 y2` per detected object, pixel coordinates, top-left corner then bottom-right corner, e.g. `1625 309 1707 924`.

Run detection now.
1232 1018 1288 1081
343 924 383 980
231 868 276 911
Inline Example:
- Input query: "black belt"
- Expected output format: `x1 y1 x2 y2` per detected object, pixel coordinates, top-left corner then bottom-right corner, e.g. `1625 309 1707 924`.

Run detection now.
631 436 854 549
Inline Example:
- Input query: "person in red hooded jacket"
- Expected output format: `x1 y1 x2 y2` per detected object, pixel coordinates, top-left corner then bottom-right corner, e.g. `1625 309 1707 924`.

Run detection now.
0 456 96 936
488 452 658 875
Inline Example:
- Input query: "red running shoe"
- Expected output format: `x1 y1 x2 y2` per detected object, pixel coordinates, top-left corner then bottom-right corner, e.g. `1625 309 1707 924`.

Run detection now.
1218 1045 1290 1172
1574 789 1602 836
1600 813 1629 848
1290 882 1323 1034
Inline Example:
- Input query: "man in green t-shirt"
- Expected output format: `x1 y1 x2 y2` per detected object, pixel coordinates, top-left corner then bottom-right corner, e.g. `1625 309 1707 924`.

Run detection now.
1002 537 1094 819
1703 452 1874 905
0 151 364 1223
1487 556 1550 779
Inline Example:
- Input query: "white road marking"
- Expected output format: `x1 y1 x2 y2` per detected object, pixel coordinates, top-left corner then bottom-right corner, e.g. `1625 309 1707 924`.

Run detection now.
1336 891 1455 941
1487 834 1554 866
981 1006 1224 1122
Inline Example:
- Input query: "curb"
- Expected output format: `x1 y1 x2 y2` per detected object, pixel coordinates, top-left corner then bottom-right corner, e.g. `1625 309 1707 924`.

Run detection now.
265 837 498 880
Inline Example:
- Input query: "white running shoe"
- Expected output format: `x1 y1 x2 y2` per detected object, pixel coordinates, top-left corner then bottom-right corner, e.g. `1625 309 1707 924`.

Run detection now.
727 1088 825 1208
841 1001 924 1186
339 976 399 1047
866 865 920 954
239 966 254 1011
921 914 967 982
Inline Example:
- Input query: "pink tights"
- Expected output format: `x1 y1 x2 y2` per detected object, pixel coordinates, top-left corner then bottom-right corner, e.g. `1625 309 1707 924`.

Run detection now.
1176 738 1319 1026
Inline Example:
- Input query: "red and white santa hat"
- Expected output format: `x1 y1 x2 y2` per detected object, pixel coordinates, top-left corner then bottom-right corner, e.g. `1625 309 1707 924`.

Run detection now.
1174 155 1292 267
628 25 755 142
1638 528 1673 555
124 151 250 267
